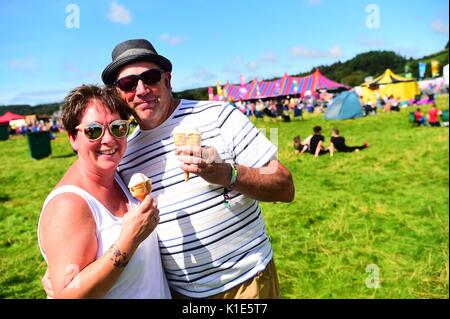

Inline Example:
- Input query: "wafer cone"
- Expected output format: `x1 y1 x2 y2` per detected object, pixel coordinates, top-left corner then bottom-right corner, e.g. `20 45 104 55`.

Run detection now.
128 173 152 202
184 132 201 181
172 125 202 181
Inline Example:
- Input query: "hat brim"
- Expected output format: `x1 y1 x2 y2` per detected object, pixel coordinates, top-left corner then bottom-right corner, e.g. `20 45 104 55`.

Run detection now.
102 53 172 85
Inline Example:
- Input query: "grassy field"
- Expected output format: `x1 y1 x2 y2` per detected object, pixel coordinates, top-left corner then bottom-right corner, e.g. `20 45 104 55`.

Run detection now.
0 96 448 299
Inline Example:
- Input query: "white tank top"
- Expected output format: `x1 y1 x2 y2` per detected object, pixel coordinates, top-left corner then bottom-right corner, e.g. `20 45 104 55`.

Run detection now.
37 173 171 299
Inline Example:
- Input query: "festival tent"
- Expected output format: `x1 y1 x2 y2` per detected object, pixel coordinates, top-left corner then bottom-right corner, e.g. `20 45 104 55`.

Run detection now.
324 91 363 120
297 69 350 96
361 69 420 103
0 112 25 124
216 69 349 101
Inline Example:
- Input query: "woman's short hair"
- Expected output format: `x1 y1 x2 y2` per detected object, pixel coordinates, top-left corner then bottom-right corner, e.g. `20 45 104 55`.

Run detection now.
62 84 130 137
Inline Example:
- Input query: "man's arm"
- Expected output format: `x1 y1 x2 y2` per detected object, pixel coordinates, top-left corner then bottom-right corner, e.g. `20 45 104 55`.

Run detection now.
228 159 294 202
176 146 294 202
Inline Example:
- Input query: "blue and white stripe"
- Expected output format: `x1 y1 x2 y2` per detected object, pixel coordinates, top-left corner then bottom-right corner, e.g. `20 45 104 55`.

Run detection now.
118 99 277 297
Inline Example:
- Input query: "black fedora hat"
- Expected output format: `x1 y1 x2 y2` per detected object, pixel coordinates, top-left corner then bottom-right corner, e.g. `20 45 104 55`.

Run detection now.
102 39 172 85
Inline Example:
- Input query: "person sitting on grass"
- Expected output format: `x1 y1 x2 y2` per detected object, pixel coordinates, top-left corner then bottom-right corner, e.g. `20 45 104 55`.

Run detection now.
309 126 330 157
427 105 442 127
329 128 368 156
414 108 427 126
293 135 308 154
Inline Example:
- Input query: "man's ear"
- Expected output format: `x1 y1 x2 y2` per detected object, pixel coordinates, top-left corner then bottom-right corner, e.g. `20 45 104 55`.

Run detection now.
164 72 172 91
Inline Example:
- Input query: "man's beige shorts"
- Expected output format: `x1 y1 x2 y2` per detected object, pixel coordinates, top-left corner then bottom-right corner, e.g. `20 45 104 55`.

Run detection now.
171 259 281 299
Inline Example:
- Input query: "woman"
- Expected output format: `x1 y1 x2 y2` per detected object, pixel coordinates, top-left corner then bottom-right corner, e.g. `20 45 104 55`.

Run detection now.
37 85 170 298
293 135 308 154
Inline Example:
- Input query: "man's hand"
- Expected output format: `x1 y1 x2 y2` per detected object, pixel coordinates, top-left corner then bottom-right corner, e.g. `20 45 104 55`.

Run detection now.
41 268 54 299
176 145 230 186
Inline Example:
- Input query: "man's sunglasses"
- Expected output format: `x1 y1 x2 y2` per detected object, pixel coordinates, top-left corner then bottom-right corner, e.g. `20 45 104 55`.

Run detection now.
115 69 163 92
76 119 129 141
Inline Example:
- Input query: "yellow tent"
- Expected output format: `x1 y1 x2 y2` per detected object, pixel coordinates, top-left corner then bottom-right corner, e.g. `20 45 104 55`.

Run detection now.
361 69 420 104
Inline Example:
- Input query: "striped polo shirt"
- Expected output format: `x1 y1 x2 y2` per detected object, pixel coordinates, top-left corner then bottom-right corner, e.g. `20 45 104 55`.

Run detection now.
118 99 278 298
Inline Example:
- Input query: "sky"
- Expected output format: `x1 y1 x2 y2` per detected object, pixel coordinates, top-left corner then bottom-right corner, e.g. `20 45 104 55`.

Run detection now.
0 0 448 105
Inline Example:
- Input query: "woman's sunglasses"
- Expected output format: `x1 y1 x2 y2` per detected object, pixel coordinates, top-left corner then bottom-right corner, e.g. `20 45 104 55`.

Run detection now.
115 68 163 92
76 119 129 141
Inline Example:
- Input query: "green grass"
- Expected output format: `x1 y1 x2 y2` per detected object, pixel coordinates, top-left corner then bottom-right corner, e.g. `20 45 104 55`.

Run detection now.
0 96 448 298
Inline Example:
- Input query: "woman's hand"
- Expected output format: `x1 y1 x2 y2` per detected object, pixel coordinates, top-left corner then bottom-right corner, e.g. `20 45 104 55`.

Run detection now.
119 195 160 246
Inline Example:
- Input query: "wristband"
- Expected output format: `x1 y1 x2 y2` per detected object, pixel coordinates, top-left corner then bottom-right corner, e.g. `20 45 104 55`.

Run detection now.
228 163 238 189
223 163 238 208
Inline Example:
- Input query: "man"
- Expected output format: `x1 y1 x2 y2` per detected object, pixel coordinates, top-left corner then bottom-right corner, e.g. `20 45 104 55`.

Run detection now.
44 39 294 299
329 128 368 155
309 126 330 157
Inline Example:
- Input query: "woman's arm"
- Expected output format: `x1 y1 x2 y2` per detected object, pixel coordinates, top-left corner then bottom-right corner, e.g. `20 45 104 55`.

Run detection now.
40 194 158 298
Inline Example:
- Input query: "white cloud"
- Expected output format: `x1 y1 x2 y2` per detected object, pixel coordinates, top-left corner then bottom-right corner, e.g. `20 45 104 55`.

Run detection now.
246 61 258 70
172 69 218 91
192 69 216 82
394 46 422 59
108 1 132 24
7 89 68 105
357 36 387 47
259 52 278 64
291 45 343 59
329 46 343 58
306 0 320 6
8 58 37 70
431 19 449 34
159 34 183 46
61 61 99 82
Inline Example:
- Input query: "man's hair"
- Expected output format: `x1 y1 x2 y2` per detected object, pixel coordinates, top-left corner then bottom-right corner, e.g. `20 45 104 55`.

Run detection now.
313 126 322 134
332 128 340 135
62 84 130 138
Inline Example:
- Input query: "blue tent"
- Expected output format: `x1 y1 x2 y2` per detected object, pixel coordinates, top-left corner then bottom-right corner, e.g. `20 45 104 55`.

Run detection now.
324 91 363 120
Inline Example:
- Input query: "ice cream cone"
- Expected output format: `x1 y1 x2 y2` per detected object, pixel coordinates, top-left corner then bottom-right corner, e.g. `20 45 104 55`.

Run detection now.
128 173 152 202
172 125 202 182
173 133 187 146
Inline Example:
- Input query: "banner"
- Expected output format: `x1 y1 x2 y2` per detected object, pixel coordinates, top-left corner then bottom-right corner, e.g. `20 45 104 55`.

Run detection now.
208 87 214 100
418 62 426 80
223 82 229 100
431 60 440 77
216 82 223 101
